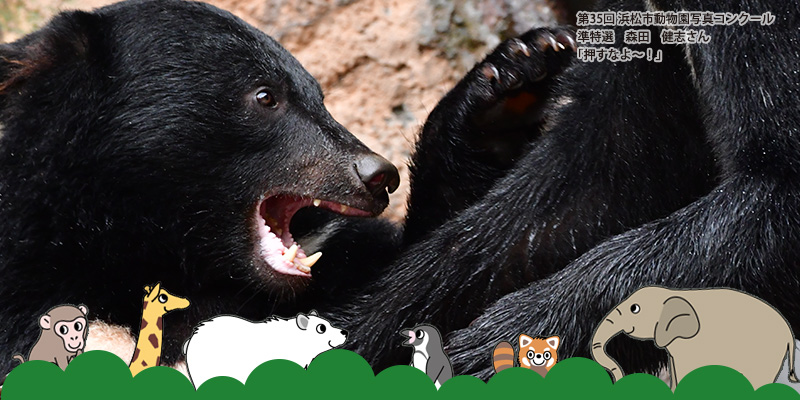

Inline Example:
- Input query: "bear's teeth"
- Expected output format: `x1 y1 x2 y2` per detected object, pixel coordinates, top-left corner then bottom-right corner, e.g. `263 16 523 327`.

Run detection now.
313 199 321 207
297 252 322 268
283 244 299 262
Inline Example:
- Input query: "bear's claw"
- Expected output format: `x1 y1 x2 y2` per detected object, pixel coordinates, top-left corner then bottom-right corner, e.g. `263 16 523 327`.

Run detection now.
476 27 576 98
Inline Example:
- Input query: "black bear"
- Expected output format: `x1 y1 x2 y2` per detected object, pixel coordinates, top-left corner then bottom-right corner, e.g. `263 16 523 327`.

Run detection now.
0 0 403 376
335 0 800 381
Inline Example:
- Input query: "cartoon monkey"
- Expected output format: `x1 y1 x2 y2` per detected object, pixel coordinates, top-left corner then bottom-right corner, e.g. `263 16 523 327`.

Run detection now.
12 304 89 370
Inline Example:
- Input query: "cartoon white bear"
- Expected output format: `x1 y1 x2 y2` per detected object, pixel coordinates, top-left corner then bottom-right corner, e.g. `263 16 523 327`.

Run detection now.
183 310 347 388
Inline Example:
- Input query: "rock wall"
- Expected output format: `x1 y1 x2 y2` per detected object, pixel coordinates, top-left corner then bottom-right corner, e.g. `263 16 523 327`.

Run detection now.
0 0 567 220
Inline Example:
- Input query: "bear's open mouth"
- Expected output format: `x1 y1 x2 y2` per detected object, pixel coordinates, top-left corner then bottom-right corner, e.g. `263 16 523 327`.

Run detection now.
256 195 370 277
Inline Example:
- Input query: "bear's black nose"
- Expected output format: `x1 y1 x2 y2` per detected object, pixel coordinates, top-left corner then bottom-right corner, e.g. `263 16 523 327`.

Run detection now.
354 154 400 196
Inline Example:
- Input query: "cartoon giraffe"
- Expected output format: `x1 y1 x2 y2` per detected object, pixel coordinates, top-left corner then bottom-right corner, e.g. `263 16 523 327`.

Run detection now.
129 283 190 376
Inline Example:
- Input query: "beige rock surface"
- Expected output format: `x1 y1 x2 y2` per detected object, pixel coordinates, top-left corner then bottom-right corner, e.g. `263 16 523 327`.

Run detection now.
1 0 566 220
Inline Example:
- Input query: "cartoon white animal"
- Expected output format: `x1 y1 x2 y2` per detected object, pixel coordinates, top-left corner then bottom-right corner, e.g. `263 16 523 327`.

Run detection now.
183 310 347 388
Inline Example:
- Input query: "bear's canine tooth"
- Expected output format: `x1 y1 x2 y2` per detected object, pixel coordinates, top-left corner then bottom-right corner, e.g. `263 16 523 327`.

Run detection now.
298 252 322 268
313 199 321 207
340 204 348 213
283 244 298 262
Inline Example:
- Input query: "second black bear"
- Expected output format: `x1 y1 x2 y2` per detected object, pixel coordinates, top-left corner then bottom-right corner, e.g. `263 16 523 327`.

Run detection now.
337 0 800 381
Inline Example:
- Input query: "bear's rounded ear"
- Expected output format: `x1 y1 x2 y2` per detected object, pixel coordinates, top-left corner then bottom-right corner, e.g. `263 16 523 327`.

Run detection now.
296 313 309 330
0 10 102 95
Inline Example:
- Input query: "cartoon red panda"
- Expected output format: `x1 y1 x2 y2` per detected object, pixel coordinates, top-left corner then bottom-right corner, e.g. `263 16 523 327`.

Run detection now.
492 334 560 377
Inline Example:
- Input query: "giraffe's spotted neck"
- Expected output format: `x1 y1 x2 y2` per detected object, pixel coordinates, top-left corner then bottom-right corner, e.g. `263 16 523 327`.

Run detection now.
128 284 190 376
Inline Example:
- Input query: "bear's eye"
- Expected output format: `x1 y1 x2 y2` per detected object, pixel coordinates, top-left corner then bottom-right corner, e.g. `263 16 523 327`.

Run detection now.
158 294 168 303
526 350 534 359
59 325 69 335
255 89 278 108
316 324 326 334
630 304 640 314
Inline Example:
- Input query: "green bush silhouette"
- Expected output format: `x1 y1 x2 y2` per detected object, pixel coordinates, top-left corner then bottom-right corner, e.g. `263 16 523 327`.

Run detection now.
2 349 798 399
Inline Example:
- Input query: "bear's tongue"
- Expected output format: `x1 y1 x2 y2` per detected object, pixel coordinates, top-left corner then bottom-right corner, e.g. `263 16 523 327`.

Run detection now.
257 196 321 277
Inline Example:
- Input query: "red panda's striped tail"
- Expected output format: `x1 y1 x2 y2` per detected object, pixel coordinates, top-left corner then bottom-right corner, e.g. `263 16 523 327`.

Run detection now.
492 341 515 373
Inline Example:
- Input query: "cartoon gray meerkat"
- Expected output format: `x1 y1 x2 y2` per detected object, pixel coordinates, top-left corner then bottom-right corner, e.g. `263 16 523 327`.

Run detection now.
400 324 453 388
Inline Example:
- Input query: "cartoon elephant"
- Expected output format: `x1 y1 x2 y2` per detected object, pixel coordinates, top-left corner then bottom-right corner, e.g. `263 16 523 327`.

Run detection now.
591 286 798 390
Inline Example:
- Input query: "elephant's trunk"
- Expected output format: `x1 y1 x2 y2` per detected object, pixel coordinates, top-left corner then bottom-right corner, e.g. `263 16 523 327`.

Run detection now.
591 312 625 382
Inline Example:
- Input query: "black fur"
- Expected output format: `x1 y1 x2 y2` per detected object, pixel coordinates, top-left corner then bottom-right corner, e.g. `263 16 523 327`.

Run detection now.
0 0 401 376
335 0 800 381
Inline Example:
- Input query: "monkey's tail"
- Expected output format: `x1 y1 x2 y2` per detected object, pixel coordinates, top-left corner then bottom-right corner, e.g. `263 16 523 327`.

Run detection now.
12 354 25 364
492 341 515 374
